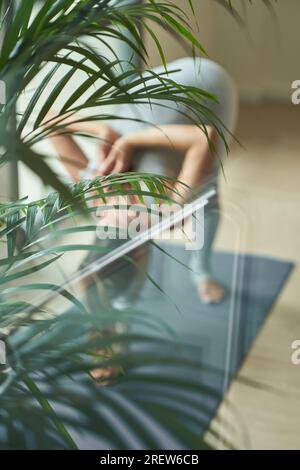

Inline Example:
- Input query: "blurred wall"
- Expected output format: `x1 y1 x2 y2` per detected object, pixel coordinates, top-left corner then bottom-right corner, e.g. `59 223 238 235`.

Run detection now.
145 0 300 102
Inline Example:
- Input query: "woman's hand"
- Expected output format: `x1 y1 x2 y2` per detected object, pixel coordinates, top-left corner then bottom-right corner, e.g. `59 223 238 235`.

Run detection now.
97 125 121 164
97 135 134 176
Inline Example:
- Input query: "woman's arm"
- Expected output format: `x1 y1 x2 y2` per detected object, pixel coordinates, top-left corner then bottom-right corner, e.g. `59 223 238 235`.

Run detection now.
173 128 216 202
125 125 215 153
48 133 88 182
44 113 120 181
99 124 217 201
130 124 217 188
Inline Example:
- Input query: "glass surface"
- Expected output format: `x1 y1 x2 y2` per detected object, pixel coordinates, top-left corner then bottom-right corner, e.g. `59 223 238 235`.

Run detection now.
1 188 296 450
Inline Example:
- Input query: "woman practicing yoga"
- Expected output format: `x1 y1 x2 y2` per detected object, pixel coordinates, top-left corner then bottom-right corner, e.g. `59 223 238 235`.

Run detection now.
48 57 238 305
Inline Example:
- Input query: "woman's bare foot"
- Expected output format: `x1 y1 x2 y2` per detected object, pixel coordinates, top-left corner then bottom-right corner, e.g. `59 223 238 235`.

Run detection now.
89 346 121 386
90 365 119 386
198 278 225 305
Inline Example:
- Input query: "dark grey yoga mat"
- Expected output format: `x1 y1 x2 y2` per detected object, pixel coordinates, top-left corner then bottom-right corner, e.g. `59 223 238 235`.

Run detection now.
74 243 293 450
134 243 294 369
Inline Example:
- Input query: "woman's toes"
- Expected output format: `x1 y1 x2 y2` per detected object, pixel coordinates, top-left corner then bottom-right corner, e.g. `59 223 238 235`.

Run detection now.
198 279 225 305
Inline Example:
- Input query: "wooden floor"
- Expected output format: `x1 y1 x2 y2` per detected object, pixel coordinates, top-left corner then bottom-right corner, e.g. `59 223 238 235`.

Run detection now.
207 103 300 449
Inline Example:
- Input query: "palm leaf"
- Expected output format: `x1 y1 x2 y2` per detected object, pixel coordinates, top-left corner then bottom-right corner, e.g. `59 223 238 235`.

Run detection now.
0 0 272 450
0 0 229 199
0 173 240 449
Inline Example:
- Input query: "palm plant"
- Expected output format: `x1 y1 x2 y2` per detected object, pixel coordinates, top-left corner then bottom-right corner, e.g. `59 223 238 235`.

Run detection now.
0 0 232 200
0 0 273 450
0 173 236 450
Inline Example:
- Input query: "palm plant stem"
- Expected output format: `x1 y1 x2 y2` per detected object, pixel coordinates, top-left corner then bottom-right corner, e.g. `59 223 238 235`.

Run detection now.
2 0 19 201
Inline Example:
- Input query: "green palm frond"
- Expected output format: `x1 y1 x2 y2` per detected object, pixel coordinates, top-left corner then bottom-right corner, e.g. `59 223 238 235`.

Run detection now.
0 171 248 449
0 0 231 198
0 174 182 322
0 0 274 450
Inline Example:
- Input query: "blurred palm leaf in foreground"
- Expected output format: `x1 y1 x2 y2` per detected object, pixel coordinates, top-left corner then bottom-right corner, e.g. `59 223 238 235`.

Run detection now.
0 0 270 450
0 173 236 450
0 0 230 200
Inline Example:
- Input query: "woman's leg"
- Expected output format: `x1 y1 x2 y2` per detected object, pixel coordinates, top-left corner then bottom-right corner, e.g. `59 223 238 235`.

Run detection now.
134 58 239 304
188 59 238 303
